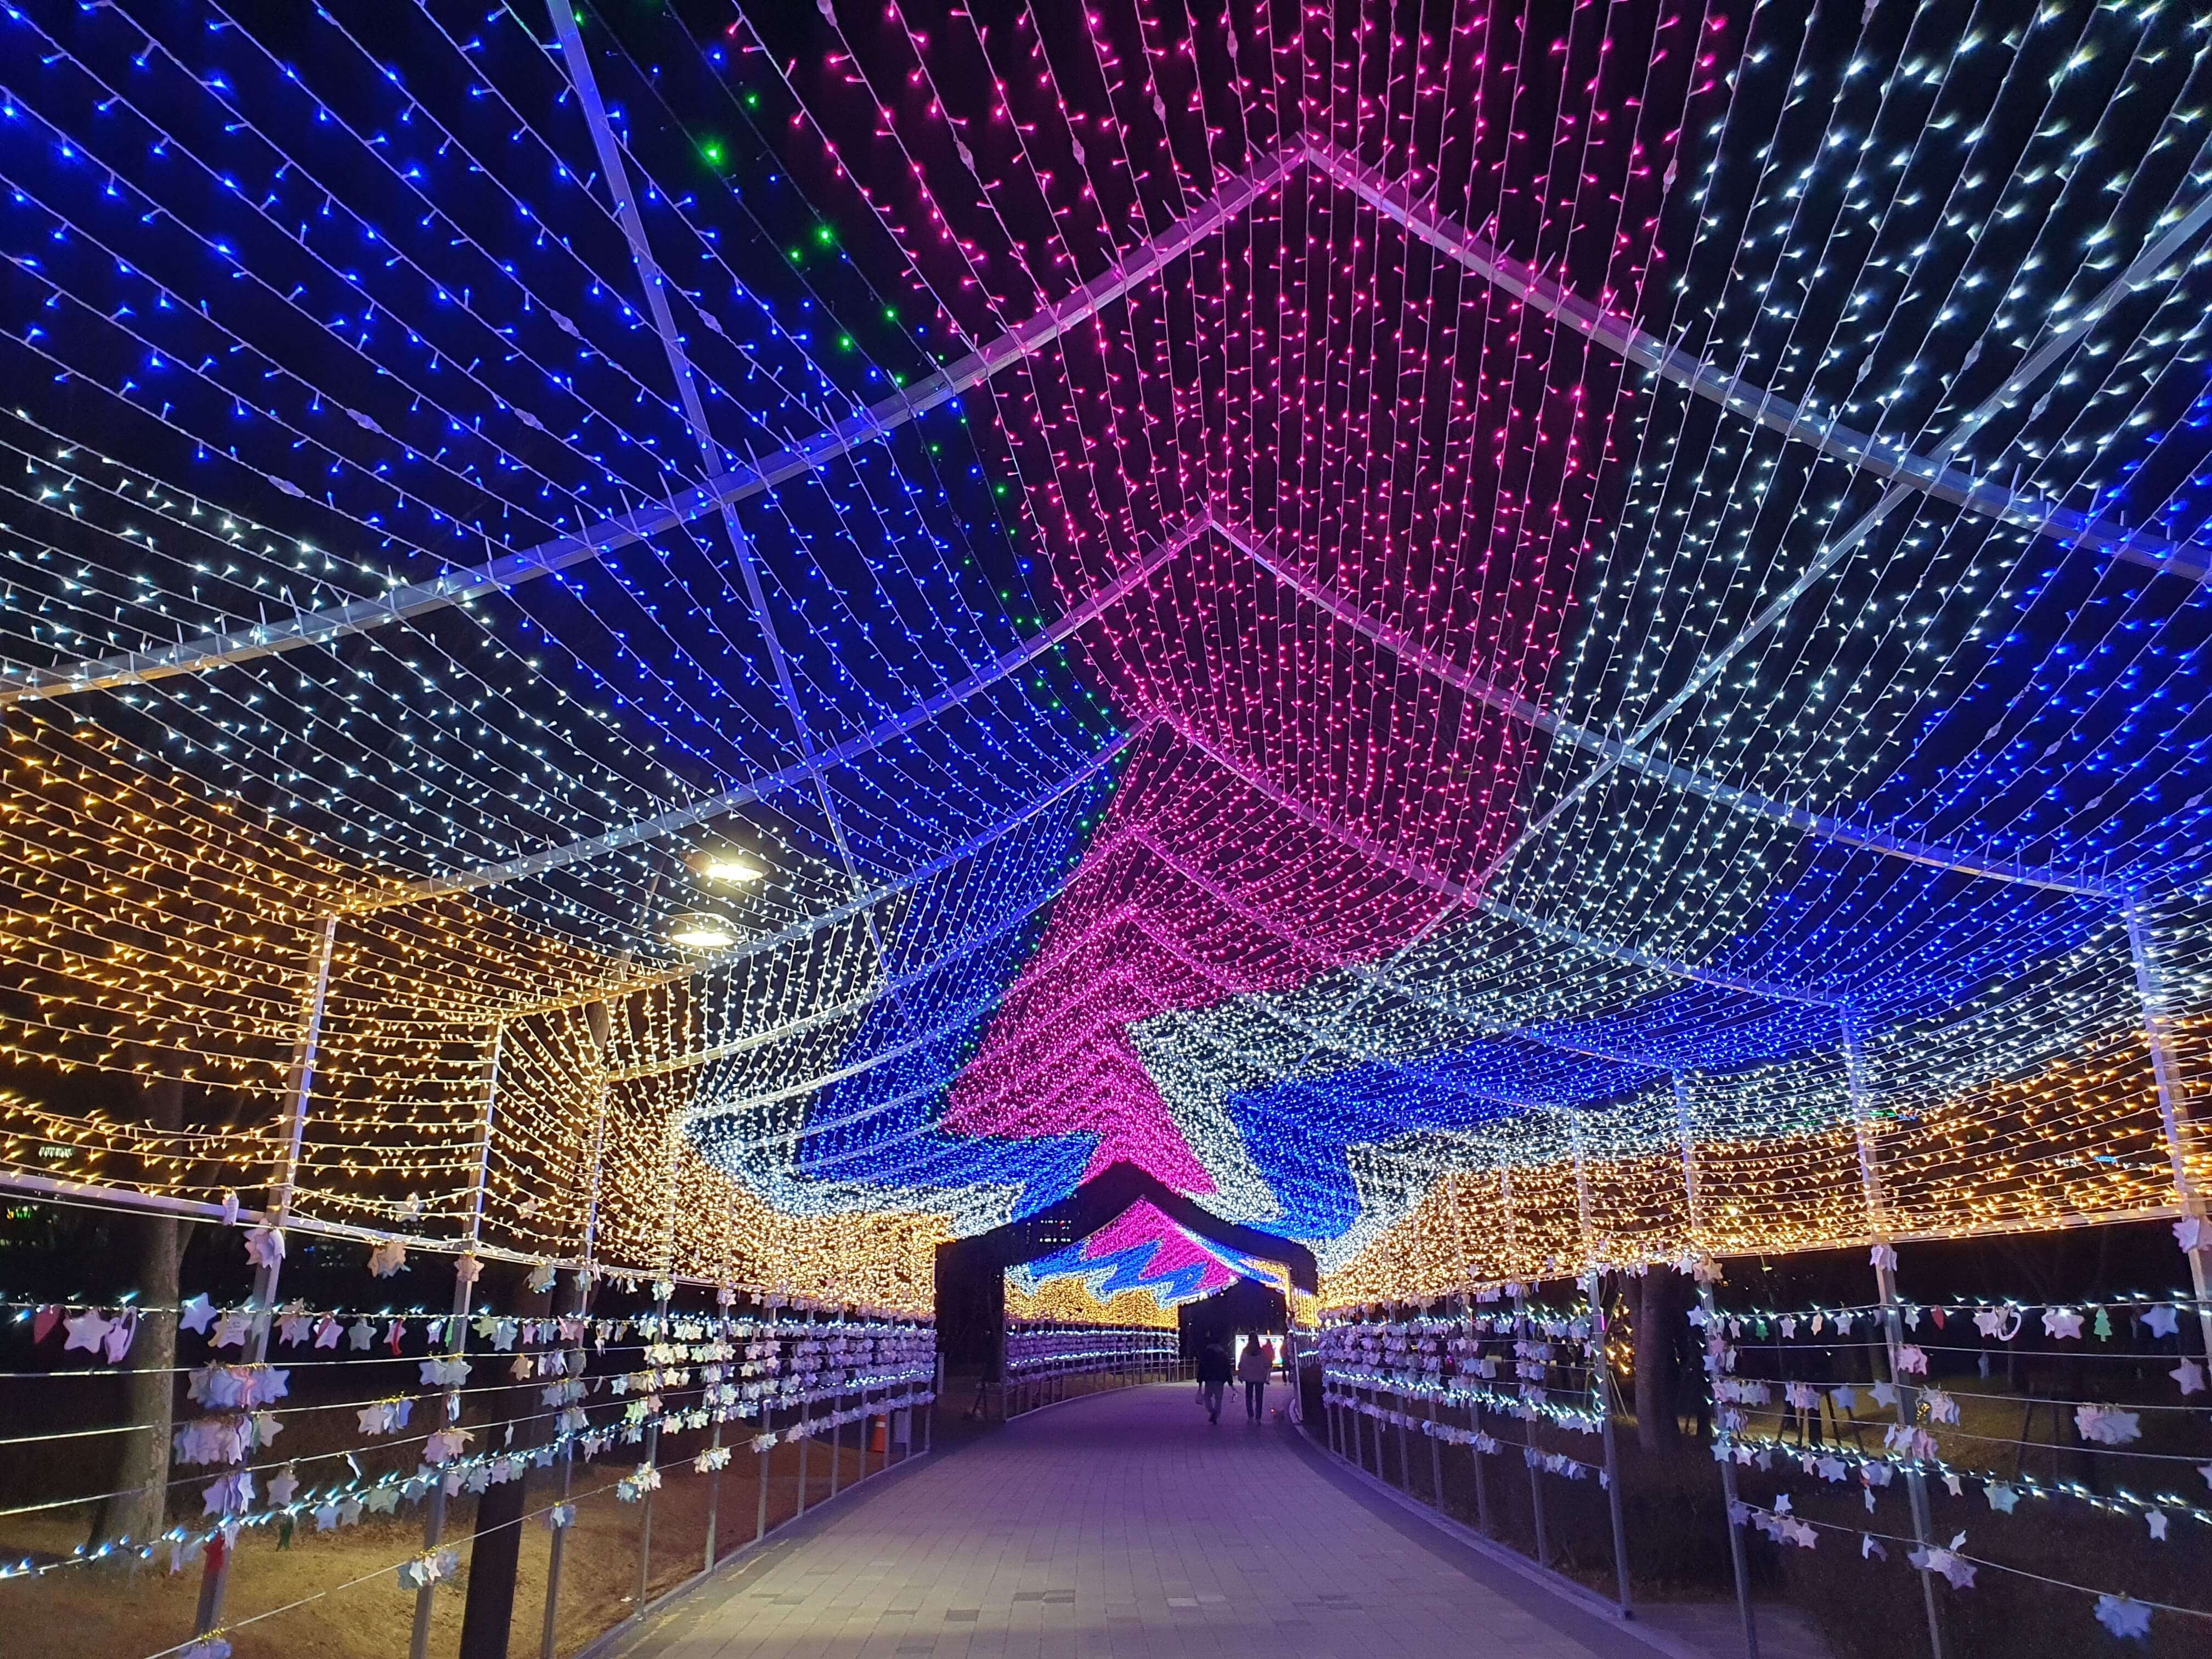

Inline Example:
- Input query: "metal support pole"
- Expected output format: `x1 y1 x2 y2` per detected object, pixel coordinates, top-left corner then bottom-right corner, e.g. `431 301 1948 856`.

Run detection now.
1678 1074 1757 1659
1470 1392 1493 1534
1698 1280 1759 1659
1515 1286 1551 1567
1526 1420 1551 1566
632 1283 670 1611
1396 1396 1413 1489
541 1003 611 1659
924 1355 940 1453
701 1270 732 1571
703 1409 725 1572
1427 1395 1445 1507
2124 896 2212 1360
1571 1097 1632 1606
1586 1268 1634 1617
413 1267 481 1659
411 1023 501 1659
540 1267 592 1659
194 914 336 1640
754 1417 770 1542
795 1394 811 1516
1846 1014 1945 1659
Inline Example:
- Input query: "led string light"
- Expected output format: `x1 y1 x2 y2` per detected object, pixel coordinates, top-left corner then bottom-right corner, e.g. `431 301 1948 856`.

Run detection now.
4 1 2212 1435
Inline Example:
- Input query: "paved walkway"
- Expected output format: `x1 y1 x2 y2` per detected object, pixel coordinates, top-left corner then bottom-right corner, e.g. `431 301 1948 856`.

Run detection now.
609 1383 1691 1659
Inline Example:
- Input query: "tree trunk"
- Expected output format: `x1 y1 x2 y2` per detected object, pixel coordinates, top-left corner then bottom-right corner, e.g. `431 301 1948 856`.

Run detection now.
1635 1268 1684 1453
100 1073 187 1548
458 1262 555 1659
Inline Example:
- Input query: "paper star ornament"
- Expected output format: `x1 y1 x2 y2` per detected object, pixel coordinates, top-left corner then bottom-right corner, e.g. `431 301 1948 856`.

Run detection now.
2093 1595 2152 1641
63 1310 114 1356
1907 1534 1976 1590
179 1295 216 1335
2075 1404 2142 1446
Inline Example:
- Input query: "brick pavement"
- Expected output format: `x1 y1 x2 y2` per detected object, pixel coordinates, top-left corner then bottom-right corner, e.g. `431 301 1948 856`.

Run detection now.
608 1382 1677 1659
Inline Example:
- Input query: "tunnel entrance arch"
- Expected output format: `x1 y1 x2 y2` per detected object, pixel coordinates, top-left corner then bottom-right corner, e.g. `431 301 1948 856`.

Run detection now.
933 1162 1316 1380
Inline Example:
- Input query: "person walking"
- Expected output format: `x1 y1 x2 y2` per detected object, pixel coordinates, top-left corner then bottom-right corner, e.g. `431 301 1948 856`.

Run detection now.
1237 1333 1274 1422
1195 1336 1233 1424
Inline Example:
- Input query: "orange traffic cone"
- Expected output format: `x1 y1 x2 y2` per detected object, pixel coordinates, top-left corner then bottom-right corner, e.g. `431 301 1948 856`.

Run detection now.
869 1416 887 1454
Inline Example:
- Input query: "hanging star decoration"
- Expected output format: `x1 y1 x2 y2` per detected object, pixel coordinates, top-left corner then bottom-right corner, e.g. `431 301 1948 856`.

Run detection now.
1907 1533 1978 1590
61 1310 113 1357
2092 1595 2152 1641
2074 1404 2142 1446
396 1548 459 1592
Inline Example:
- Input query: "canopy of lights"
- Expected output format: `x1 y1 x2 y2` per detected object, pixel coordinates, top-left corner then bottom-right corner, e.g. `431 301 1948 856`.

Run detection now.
4 0 2211 1314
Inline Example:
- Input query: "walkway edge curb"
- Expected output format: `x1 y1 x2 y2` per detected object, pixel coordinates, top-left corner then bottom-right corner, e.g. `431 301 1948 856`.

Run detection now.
1001 1373 1183 1425
575 1441 939 1659
1288 1424 1713 1659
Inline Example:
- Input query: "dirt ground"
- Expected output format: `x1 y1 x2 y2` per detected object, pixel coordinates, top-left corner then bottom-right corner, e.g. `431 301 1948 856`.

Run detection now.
4 1430 900 1659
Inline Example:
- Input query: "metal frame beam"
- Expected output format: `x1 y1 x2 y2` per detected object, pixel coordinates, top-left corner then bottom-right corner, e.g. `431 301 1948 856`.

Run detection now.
347 521 1198 911
15 134 2203 723
0 150 1299 706
496 719 1147 1022
1206 516 2113 899
546 0 862 883
1155 703 1838 1007
1305 139 2212 585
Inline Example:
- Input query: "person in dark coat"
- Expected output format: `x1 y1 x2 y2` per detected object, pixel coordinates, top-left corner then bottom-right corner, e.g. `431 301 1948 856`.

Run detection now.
1195 1338 1233 1423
